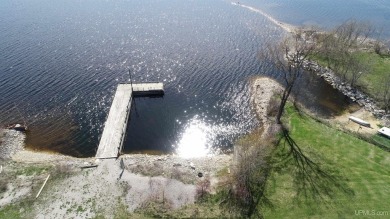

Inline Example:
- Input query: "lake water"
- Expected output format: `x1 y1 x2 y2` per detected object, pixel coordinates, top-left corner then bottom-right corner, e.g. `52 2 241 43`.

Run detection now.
243 0 390 38
0 0 388 157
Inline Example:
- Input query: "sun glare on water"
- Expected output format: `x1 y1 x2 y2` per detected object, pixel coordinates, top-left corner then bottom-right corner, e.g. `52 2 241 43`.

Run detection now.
176 117 213 158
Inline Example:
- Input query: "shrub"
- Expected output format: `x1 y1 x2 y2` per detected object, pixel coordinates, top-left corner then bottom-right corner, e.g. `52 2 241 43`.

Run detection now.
0 178 8 193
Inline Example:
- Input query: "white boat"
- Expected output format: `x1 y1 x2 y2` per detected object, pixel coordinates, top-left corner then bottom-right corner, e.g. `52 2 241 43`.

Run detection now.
378 127 390 138
348 116 371 127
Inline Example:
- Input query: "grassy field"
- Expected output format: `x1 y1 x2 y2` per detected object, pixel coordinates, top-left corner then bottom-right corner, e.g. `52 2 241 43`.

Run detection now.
355 52 390 101
263 106 390 218
371 134 390 151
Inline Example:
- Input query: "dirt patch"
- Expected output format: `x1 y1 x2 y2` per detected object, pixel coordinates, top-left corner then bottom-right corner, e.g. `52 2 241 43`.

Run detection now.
328 108 384 135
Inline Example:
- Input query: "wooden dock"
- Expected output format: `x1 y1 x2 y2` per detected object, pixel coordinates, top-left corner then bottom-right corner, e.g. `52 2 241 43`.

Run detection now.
132 83 164 96
95 83 164 159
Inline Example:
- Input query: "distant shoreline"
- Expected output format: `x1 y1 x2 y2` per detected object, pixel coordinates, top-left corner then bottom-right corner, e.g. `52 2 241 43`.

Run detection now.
231 2 296 33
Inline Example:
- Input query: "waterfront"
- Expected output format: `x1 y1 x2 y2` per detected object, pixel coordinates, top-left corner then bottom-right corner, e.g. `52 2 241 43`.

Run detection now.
1 0 387 157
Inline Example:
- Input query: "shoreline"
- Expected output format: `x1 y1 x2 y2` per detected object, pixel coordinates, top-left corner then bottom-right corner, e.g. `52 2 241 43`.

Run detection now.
231 2 296 33
304 60 389 122
0 129 232 218
1 75 385 218
250 76 283 125
249 76 386 137
240 2 389 126
234 1 389 124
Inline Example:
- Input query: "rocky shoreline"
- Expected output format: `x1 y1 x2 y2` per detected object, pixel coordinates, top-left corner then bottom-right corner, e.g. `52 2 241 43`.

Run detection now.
304 60 389 122
251 77 283 125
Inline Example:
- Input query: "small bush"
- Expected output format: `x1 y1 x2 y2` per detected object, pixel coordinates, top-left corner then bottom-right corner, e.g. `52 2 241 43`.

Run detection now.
53 163 73 178
196 177 211 201
267 95 280 117
0 178 8 193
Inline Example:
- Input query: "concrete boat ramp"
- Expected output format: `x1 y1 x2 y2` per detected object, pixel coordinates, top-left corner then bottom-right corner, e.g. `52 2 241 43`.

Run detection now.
95 83 164 159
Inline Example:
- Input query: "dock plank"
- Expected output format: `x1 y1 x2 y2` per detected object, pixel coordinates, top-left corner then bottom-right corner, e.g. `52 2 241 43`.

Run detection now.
95 84 133 158
132 82 164 96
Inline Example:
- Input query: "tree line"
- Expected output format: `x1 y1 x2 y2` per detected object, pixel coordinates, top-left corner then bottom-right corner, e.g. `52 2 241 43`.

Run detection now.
262 20 390 122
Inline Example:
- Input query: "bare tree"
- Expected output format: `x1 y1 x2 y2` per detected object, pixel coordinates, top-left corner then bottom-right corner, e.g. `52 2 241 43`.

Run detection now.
316 32 339 67
261 28 317 124
331 52 372 87
316 20 375 87
350 55 373 88
381 74 390 114
333 19 373 48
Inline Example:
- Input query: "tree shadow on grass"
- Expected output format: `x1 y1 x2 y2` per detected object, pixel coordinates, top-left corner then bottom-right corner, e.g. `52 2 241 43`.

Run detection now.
224 124 355 218
273 127 355 205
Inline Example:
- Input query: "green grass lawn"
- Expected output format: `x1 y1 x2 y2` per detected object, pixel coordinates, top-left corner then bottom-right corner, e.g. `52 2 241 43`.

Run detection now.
371 134 390 151
357 52 390 100
263 106 390 218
